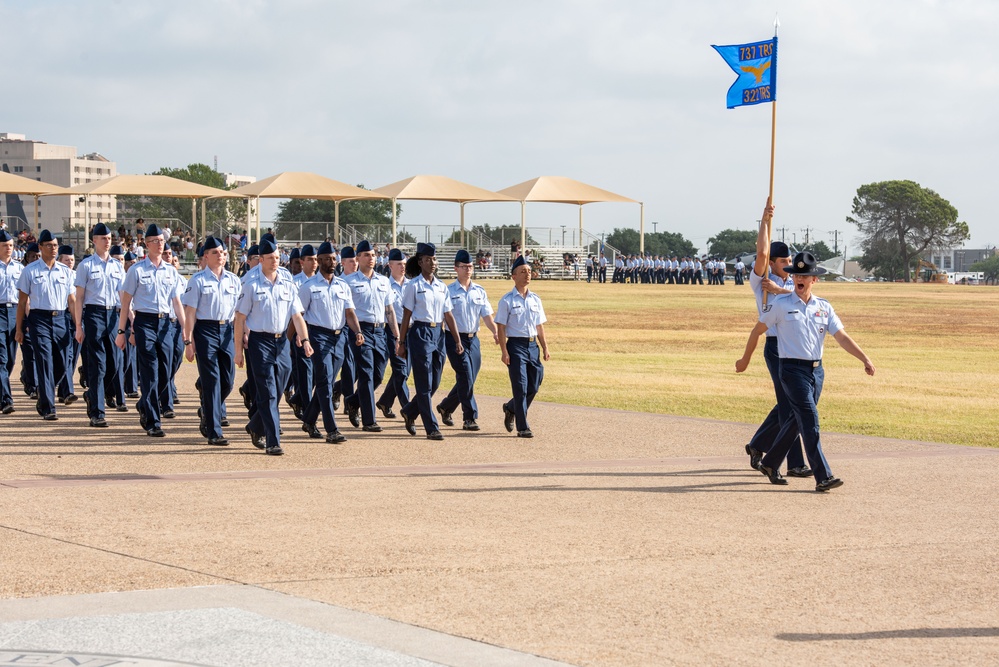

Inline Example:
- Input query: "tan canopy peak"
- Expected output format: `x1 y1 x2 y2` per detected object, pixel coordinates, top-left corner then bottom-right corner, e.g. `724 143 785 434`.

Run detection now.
229 172 388 201
497 176 638 205
59 174 236 198
0 171 72 196
373 175 515 202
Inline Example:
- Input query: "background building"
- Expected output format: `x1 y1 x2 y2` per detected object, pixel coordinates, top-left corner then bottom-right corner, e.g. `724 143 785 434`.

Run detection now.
0 132 117 233
926 247 997 273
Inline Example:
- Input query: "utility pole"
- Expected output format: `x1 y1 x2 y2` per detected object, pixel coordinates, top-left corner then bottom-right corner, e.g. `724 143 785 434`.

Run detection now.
792 232 797 246
776 226 787 242
801 226 813 246
829 230 842 255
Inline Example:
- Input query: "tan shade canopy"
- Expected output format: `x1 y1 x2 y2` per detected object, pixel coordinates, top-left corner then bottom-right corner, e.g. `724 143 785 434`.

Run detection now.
0 171 71 196
229 171 388 201
59 174 235 198
373 175 514 202
497 176 637 204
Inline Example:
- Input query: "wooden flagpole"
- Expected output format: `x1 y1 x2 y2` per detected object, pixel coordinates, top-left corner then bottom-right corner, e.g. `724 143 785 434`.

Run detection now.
762 18 779 308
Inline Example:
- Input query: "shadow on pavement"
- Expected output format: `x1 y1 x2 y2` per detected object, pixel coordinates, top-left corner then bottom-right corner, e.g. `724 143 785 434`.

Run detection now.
777 627 999 641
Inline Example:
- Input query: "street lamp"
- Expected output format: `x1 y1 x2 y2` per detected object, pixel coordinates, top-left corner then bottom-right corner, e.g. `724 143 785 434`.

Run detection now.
560 224 566 246
652 221 658 234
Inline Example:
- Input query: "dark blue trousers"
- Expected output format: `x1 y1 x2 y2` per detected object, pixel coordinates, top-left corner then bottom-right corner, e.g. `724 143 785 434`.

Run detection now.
193 321 235 439
747 337 805 469
289 334 313 413
246 332 292 449
503 337 544 432
0 304 16 408
161 318 183 411
333 337 355 404
83 305 119 420
345 324 388 427
761 360 834 482
303 326 345 434
20 323 35 395
132 312 172 430
377 332 410 410
123 321 137 396
400 323 445 434
28 310 69 416
439 332 480 421
57 309 79 399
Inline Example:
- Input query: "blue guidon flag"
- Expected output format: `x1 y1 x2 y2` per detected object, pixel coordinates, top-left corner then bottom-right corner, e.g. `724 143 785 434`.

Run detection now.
712 37 777 109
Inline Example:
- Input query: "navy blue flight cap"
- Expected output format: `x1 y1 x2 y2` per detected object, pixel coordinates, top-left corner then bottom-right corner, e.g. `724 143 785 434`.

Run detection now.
37 229 55 244
144 223 162 238
58 245 74 257
110 245 123 256
300 244 316 258
91 222 112 237
511 255 528 272
196 244 204 258
388 248 404 261
454 249 471 264
259 238 278 255
340 245 355 259
123 250 136 261
289 247 301 260
261 233 276 245
416 242 436 257
769 241 790 259
26 242 39 254
0 230 12 243
317 241 334 256
355 240 373 254
247 244 260 258
202 236 224 252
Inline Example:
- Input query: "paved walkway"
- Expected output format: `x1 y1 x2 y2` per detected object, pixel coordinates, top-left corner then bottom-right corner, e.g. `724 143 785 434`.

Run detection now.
1 363 998 665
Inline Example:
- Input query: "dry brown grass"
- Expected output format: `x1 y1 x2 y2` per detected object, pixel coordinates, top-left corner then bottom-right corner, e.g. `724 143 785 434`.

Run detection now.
457 279 999 448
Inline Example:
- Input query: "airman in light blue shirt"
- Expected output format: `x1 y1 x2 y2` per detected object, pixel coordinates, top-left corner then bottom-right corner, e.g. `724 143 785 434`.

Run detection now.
75 253 125 307
299 272 355 330
344 270 394 324
446 280 492 334
17 259 74 311
402 274 452 324
182 266 241 322
122 257 182 314
236 269 304 334
494 286 546 338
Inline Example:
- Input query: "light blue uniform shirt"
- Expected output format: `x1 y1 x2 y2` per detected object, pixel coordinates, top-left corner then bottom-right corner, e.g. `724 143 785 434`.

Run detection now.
388 276 408 324
293 272 312 288
344 271 394 324
121 258 182 315
750 268 794 336
402 274 452 324
1 258 24 304
299 273 354 330
75 254 125 307
495 287 546 338
16 260 74 311
446 280 493 334
760 292 843 361
236 270 304 335
181 267 241 321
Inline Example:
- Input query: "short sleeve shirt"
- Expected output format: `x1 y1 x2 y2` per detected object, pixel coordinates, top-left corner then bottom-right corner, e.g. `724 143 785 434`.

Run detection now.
495 287 546 338
759 292 843 360
16 260 74 311
750 268 794 336
446 280 493 334
236 270 304 335
75 254 126 307
121 258 182 315
0 258 24 304
181 267 241 322
299 273 354 330
402 274 452 324
343 271 393 324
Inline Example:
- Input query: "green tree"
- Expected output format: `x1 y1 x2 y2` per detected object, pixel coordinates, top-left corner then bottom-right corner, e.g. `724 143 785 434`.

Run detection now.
803 240 834 260
848 180 969 282
443 224 536 247
605 228 696 256
857 236 912 282
274 190 415 243
118 163 242 234
707 229 756 259
970 254 999 285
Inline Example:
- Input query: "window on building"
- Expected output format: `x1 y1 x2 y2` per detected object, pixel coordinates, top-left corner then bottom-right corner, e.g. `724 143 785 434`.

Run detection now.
943 256 952 270
74 166 80 173
35 166 41 172
75 211 81 218
74 178 80 184
13 166 22 173
86 167 92 174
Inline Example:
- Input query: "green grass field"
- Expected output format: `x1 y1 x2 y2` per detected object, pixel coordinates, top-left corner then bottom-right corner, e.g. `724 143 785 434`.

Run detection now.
456 278 998 448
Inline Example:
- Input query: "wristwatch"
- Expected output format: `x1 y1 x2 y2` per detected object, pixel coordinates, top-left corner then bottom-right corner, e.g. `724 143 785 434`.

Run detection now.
117 329 125 335
184 340 192 346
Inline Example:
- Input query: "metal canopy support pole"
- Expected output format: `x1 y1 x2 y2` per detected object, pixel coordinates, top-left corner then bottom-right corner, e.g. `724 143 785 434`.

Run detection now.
33 195 39 236
255 197 261 243
520 201 526 254
84 196 90 243
391 199 397 246
334 200 340 245
191 200 196 238
579 204 584 244
245 199 252 245
201 199 206 240
639 202 645 254
460 202 466 248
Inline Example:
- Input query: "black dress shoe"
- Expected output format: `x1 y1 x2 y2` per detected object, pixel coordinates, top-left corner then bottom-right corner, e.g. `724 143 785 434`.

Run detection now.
126 392 139 399
174 397 182 405
199 420 209 438
220 418 230 427
462 420 480 431
265 445 284 456
1 404 14 415
759 464 788 485
436 405 454 427
326 430 347 444
291 402 303 420
29 391 38 400
503 407 515 433
116 404 129 412
207 437 230 446
427 430 444 441
139 412 148 430
403 412 417 436
331 387 341 411
162 410 176 419
362 423 383 433
786 466 813 478
89 417 108 428
146 427 166 437
42 413 58 421
517 429 534 438
745 444 763 471
239 386 251 409
245 425 265 449
347 404 360 428
376 402 396 419
65 394 78 405
284 389 294 407
301 422 323 439
197 407 203 420
815 477 844 492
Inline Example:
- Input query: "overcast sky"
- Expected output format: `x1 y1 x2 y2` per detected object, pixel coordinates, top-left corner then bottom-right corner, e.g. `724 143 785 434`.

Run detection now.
4 0 996 253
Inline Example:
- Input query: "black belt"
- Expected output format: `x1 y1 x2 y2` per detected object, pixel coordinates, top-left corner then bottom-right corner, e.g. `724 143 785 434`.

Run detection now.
135 311 171 319
31 310 64 317
507 336 537 343
359 322 384 329
459 332 477 339
310 325 342 335
250 331 284 339
0 303 14 308
782 358 822 368
84 304 120 312
766 335 778 340
196 319 232 326
412 321 439 328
